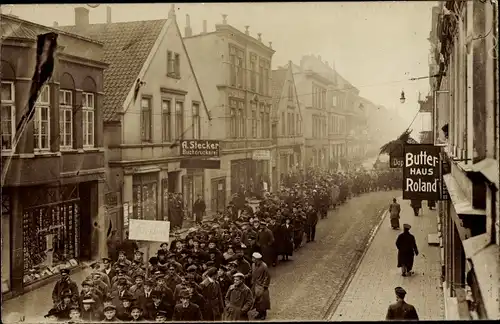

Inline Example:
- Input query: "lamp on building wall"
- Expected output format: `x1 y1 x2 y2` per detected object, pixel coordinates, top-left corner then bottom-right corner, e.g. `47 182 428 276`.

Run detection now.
400 90 406 104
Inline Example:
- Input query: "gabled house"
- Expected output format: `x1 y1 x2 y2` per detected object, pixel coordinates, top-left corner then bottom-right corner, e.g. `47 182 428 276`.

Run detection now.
270 62 304 189
1 13 108 297
58 5 211 242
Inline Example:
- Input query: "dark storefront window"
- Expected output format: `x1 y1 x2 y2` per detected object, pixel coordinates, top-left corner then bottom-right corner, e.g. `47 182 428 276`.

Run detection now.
2 193 11 292
22 185 80 285
132 173 158 220
231 159 269 195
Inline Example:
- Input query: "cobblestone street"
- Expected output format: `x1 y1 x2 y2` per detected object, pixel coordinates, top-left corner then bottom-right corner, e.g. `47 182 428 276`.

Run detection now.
330 200 444 321
267 190 399 320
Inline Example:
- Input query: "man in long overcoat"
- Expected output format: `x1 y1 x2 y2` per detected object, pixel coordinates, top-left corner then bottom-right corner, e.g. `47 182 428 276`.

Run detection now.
223 272 254 321
251 252 271 320
386 286 419 320
389 198 401 230
200 267 224 321
255 221 275 267
396 224 419 276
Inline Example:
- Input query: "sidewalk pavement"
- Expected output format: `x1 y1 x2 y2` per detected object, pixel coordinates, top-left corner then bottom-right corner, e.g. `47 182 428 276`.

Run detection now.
330 200 445 321
1 213 216 322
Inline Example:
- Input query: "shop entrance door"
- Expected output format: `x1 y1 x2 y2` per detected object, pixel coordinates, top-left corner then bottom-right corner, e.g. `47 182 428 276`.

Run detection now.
168 172 179 193
211 178 226 213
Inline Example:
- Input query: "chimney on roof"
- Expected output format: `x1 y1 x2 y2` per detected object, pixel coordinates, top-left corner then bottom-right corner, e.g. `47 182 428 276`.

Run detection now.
53 21 59 28
168 4 176 19
222 14 227 24
268 41 272 49
185 14 192 37
257 33 262 41
75 7 90 28
106 6 112 24
245 26 249 35
202 20 207 34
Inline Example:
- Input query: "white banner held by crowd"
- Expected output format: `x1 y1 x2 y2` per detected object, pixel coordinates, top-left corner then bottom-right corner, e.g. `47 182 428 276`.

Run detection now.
129 219 170 242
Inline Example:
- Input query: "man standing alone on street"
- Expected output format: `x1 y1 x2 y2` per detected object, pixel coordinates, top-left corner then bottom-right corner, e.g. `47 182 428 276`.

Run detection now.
389 198 401 230
396 224 419 276
386 286 419 320
193 194 206 226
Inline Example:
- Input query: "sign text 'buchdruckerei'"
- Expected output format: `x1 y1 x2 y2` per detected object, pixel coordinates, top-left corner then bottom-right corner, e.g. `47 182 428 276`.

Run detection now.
180 140 220 157
403 144 440 200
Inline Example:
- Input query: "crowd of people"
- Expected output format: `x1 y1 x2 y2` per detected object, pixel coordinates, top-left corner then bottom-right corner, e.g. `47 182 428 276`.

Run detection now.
46 167 402 322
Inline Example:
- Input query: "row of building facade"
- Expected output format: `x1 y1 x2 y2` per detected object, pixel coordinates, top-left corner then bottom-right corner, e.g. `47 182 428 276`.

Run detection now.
1 6 394 297
425 0 499 320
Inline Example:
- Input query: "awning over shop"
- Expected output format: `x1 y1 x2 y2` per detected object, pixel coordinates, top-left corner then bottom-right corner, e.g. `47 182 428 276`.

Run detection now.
463 233 500 320
443 174 486 216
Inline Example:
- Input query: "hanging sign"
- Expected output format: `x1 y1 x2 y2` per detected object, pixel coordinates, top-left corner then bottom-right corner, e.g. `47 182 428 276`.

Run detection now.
180 140 220 157
402 144 440 200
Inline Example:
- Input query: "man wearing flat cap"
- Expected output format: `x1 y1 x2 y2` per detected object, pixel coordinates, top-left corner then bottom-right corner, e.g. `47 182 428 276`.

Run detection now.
251 252 272 320
396 224 419 276
200 267 224 320
223 272 254 321
386 286 419 320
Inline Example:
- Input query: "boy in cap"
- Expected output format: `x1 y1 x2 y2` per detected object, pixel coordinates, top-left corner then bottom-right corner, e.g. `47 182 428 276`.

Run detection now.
386 286 419 320
102 304 119 322
129 303 145 321
155 310 169 322
81 297 102 322
396 224 419 276
117 292 135 321
68 304 83 322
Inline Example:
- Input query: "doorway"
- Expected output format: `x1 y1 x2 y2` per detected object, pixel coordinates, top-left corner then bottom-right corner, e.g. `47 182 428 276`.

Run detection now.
211 177 226 213
168 171 179 193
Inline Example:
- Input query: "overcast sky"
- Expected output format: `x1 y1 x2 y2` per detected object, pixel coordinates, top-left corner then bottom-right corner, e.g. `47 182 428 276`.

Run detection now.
4 2 436 134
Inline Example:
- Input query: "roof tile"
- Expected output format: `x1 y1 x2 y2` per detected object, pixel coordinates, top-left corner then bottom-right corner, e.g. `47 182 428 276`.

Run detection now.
58 19 166 122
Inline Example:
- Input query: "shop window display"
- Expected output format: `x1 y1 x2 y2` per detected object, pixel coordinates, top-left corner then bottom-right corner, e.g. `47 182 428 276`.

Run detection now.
22 185 80 285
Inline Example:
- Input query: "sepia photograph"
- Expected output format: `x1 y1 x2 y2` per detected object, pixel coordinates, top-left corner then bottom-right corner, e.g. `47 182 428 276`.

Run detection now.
0 1 498 322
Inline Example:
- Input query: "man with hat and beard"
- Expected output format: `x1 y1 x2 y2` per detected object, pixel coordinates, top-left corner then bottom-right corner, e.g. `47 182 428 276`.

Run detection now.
386 286 419 320
396 224 419 276
251 252 271 320
223 272 254 321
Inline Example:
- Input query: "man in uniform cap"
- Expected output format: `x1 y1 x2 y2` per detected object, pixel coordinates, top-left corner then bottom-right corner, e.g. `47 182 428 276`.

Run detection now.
386 286 419 320
396 224 419 276
155 310 169 322
52 268 79 305
81 297 101 322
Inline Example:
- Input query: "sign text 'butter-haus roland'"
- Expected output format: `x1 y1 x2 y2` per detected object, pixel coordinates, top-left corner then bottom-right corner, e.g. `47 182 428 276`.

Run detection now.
402 145 440 200
180 140 220 157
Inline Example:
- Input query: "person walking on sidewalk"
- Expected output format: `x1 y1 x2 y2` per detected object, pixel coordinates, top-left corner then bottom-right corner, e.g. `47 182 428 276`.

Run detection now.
396 224 419 277
389 198 401 230
410 199 422 216
385 286 419 320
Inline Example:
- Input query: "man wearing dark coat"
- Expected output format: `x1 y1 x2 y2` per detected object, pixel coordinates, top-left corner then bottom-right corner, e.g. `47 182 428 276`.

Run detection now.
279 218 294 261
199 267 224 321
223 272 254 321
254 220 275 267
172 289 203 321
143 290 172 321
305 205 318 242
193 195 206 225
386 286 419 320
52 268 79 305
251 252 271 320
396 224 419 276
410 199 422 216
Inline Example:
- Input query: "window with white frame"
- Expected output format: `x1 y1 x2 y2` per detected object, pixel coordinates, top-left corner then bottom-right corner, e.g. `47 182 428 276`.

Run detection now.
59 89 73 149
1 82 15 151
192 102 201 139
34 85 50 151
82 92 95 147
